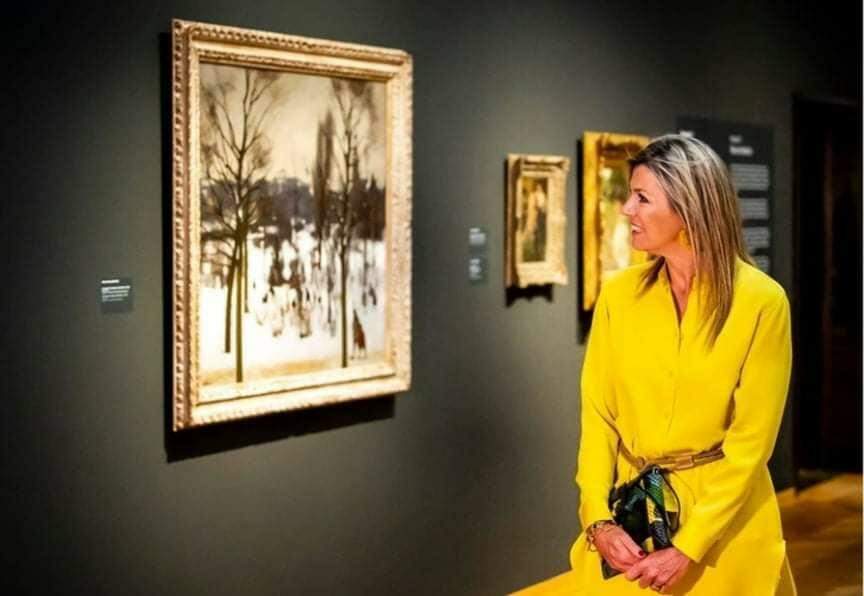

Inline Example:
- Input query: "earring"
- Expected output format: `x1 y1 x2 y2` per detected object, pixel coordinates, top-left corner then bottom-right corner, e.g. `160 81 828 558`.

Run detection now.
676 228 691 249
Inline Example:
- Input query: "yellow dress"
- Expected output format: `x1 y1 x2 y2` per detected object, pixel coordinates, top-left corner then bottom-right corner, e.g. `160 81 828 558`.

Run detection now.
570 258 797 595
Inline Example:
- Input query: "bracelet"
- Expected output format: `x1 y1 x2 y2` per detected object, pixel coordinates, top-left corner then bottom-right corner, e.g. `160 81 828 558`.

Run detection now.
585 519 617 551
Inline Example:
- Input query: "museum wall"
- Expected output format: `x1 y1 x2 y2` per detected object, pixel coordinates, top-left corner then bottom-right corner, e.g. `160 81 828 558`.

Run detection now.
5 1 860 594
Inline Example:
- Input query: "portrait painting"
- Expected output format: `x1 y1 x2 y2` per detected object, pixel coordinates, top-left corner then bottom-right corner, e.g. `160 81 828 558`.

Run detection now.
172 20 412 429
581 132 649 311
506 154 570 288
519 177 549 263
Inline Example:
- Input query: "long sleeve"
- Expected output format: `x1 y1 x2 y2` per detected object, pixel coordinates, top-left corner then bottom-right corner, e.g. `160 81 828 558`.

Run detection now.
673 290 792 562
575 287 621 529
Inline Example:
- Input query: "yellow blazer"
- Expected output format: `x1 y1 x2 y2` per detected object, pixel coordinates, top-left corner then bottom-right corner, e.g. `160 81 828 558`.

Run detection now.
570 257 797 595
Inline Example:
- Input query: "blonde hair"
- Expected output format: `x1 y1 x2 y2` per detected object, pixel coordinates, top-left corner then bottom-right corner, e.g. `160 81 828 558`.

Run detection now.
628 134 754 347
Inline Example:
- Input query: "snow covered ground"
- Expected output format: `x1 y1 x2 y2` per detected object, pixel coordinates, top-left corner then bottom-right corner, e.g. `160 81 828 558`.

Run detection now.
199 225 387 385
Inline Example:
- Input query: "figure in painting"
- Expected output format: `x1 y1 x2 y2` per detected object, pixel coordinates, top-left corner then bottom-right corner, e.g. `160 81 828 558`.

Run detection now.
519 177 548 262
352 309 367 359
598 165 633 274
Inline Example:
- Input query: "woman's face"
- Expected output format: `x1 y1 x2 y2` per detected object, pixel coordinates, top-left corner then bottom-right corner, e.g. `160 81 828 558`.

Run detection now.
621 165 685 255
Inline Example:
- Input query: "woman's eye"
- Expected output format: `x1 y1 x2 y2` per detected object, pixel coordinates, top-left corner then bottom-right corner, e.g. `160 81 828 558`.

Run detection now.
638 194 649 203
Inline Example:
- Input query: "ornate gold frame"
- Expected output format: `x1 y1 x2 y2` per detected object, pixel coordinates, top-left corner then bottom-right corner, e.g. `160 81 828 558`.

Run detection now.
171 20 412 429
505 154 570 288
581 132 649 311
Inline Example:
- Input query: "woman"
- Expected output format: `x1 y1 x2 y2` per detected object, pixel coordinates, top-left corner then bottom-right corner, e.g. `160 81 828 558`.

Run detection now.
569 135 797 595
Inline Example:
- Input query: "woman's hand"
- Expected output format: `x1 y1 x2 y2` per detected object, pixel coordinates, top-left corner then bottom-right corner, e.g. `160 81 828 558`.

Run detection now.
623 546 691 593
593 525 647 573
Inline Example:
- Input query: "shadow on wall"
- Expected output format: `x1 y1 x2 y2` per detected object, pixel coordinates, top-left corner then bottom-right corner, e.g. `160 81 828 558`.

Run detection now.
163 397 396 462
505 284 554 307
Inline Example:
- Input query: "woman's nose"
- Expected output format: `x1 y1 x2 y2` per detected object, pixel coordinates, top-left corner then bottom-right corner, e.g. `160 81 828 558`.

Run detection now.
620 196 634 216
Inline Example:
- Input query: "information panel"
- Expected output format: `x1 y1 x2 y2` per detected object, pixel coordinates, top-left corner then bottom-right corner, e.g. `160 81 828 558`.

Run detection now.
677 117 774 275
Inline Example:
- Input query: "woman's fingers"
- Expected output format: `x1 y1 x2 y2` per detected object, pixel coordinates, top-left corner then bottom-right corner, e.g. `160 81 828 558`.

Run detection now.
651 570 673 591
595 527 647 572
608 540 643 570
615 546 642 567
603 544 627 571
604 528 645 560
624 557 645 581
611 532 645 567
637 568 659 589
617 532 646 560
661 565 688 590
653 547 690 591
625 551 665 586
628 549 690 592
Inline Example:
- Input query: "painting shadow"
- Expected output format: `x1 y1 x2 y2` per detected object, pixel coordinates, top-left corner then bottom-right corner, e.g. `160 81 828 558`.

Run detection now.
576 138 592 343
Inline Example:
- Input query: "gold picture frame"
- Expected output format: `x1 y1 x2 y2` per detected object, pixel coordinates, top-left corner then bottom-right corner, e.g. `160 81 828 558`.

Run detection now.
171 20 412 429
581 132 649 311
505 154 571 288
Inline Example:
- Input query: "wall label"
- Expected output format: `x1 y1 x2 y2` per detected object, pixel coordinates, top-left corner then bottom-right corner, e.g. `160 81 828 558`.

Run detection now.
469 256 487 284
469 227 488 251
100 278 133 313
469 227 489 283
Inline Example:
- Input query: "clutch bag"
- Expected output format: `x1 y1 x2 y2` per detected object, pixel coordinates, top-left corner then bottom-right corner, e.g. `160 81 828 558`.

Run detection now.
600 465 681 579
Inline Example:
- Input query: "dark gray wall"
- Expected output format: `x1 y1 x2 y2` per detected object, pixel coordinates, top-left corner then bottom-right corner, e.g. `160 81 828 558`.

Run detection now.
5 1 860 594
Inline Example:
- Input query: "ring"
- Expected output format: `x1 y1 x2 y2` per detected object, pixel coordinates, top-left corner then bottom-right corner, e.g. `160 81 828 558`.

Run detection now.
652 585 664 593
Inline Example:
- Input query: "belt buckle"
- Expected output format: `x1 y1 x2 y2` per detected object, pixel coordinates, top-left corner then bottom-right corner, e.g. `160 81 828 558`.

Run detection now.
671 454 696 470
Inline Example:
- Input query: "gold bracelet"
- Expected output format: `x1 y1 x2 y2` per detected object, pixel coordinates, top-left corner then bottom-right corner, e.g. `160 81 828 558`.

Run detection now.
585 520 617 551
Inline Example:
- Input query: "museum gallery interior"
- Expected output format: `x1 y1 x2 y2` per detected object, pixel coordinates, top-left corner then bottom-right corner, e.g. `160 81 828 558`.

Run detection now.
4 1 862 594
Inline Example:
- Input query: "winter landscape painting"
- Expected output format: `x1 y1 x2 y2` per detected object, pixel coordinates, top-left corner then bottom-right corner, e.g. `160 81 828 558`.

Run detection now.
172 20 412 429
199 64 388 385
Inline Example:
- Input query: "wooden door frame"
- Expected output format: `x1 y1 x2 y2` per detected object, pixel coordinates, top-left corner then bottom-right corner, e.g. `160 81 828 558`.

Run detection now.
791 93 861 489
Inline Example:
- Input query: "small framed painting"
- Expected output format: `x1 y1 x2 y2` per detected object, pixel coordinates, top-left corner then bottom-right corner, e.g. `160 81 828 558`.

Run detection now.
505 154 571 288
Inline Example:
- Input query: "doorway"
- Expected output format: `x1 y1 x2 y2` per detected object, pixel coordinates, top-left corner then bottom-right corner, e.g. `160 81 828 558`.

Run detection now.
792 96 863 489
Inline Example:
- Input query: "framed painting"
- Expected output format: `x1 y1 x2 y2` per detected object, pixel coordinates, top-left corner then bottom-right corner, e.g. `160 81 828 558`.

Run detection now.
581 131 649 311
505 154 571 288
171 20 412 429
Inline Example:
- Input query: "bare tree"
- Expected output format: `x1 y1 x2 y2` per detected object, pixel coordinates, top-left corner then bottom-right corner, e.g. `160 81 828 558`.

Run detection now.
355 174 384 295
328 78 375 367
200 67 280 382
312 111 334 268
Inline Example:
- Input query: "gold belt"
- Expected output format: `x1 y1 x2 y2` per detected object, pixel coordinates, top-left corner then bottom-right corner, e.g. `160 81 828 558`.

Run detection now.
619 442 724 472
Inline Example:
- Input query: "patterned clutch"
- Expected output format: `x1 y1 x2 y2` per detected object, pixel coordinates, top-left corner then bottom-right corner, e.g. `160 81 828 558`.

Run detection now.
601 465 681 579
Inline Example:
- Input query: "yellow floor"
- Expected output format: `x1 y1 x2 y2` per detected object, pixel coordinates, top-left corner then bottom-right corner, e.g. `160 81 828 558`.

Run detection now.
512 474 863 595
